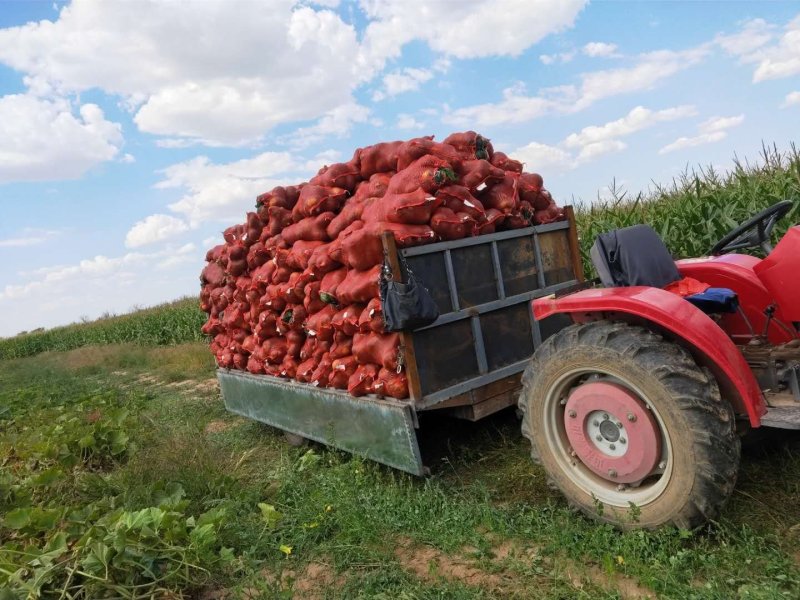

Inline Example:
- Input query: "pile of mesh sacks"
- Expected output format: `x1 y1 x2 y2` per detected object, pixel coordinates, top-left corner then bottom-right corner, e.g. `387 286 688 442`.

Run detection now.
200 131 564 399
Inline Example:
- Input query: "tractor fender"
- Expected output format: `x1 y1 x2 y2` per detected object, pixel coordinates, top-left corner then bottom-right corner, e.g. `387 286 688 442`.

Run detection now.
533 287 766 426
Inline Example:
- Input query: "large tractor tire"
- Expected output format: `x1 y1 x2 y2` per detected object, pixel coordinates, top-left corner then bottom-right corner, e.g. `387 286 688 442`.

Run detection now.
519 320 740 529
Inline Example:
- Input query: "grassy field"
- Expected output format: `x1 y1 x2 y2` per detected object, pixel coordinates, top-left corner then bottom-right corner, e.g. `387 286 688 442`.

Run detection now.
1 343 799 598
2 145 800 597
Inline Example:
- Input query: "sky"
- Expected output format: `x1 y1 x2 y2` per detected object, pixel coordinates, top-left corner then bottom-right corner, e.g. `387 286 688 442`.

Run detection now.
0 0 798 337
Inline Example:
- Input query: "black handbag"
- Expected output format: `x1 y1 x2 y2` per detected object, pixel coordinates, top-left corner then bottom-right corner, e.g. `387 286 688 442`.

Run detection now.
380 254 439 331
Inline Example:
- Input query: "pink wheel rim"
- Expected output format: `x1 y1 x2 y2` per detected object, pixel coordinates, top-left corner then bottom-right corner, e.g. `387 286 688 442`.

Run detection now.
564 381 661 484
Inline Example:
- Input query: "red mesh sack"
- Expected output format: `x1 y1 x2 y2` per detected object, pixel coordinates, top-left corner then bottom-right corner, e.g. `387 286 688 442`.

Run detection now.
320 268 347 304
286 240 325 270
232 352 247 370
285 329 305 358
202 262 225 287
296 185 347 218
246 355 266 375
205 244 225 262
307 242 341 276
364 221 435 247
279 355 298 379
358 141 403 178
443 131 494 161
476 208 506 235
263 337 288 364
223 224 244 244
222 306 247 330
358 298 384 333
340 227 383 271
386 155 457 195
490 151 523 173
365 188 442 225
296 357 318 383
459 159 505 192
310 352 333 387
305 304 337 342
347 363 380 397
376 367 409 399
282 212 334 244
303 281 327 314
436 185 485 220
327 197 367 239
201 317 223 336
327 221 364 264
366 172 393 198
267 206 293 237
252 261 276 285
431 207 474 240
534 199 565 225
329 355 358 389
336 265 381 305
332 304 365 336
518 173 545 206
245 212 264 245
309 160 361 192
482 172 519 213
330 331 353 359
352 332 401 370
246 242 270 270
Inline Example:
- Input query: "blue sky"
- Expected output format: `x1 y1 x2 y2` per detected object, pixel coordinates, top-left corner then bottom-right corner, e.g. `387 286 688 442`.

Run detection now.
0 0 798 337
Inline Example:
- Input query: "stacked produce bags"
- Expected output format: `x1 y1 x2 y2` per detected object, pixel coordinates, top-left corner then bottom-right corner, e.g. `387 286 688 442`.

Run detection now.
200 131 564 399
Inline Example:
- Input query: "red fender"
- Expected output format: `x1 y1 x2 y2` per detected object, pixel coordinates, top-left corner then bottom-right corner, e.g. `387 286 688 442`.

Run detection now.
533 286 766 426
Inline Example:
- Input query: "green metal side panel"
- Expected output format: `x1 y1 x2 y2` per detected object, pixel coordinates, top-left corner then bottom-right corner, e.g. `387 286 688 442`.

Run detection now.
217 369 424 476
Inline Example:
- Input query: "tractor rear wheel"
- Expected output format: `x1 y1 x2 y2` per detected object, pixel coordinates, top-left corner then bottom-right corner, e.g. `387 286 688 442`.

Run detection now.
519 320 740 529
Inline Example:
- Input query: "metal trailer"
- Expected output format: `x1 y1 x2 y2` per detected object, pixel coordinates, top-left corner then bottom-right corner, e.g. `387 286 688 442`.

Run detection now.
217 207 583 475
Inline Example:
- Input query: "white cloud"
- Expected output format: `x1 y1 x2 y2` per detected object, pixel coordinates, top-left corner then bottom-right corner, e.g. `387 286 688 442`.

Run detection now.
563 105 697 149
782 91 800 107
358 0 587 73
372 67 434 101
125 214 190 248
0 94 122 183
396 113 425 129
0 1 361 147
582 42 619 57
660 114 744 154
158 152 303 226
284 102 371 149
716 16 800 83
0 0 587 148
539 51 576 65
508 104 697 169
714 18 775 56
0 228 60 248
510 142 574 172
445 46 708 127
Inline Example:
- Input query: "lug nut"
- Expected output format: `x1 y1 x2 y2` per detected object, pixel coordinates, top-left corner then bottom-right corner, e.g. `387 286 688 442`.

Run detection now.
620 438 626 445
609 444 616 450
568 410 577 418
603 413 609 420
596 435 603 442
615 421 623 429
627 413 636 422
658 461 667 470
608 469 617 478
593 420 599 427
617 484 627 492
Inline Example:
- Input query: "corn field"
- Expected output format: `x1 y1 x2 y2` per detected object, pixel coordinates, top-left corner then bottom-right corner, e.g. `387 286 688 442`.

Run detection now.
0 297 206 360
574 143 800 278
1 144 798 361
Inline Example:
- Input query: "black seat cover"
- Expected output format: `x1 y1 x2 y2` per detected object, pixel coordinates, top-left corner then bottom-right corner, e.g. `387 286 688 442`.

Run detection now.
590 224 681 288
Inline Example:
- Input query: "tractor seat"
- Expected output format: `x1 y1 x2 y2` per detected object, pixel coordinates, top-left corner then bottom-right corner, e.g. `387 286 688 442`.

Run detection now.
590 224 738 314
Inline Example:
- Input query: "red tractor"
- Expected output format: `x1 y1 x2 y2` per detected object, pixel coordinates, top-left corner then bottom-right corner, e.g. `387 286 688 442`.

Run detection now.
521 201 799 529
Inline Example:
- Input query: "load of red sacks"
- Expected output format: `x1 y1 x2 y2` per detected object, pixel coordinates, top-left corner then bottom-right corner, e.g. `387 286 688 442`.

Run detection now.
200 132 564 399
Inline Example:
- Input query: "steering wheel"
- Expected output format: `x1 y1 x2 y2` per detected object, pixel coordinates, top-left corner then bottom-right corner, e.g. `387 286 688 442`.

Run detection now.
710 200 794 255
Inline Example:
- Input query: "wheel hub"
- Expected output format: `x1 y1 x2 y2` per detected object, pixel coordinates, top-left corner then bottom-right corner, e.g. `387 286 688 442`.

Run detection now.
564 381 661 484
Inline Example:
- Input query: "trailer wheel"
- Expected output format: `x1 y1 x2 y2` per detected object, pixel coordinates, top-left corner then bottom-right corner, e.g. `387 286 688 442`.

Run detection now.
519 320 740 529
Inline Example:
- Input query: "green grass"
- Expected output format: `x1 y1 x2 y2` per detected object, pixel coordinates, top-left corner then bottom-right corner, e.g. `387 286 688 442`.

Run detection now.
0 297 206 361
1 343 799 598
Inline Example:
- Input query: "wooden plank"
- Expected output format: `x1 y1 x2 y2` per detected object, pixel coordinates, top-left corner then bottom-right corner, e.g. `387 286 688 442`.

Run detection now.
381 232 423 404
564 205 585 283
452 387 521 421
420 373 523 411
